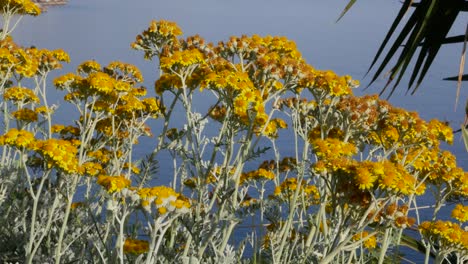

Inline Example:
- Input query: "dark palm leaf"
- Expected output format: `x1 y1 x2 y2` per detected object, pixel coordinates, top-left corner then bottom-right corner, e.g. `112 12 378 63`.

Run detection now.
340 0 467 97
444 74 468 81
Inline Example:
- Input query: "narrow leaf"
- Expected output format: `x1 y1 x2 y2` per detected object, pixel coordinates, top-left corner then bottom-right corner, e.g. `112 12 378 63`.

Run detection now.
462 125 468 152
336 0 357 22
455 23 468 109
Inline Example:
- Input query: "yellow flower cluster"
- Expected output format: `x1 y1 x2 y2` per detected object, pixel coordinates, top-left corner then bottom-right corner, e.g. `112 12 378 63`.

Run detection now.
148 20 182 38
453 172 468 198
0 128 35 149
12 108 37 122
137 186 191 214
34 48 70 72
352 231 377 249
257 118 288 138
106 61 143 83
419 220 468 251
300 70 354 97
77 60 101 74
131 20 183 59
427 119 453 144
273 178 320 204
123 238 149 255
311 138 356 172
88 72 117 95
81 162 103 177
350 161 380 190
154 74 183 94
368 107 452 149
240 168 275 184
96 175 131 193
312 138 356 160
393 146 464 192
259 157 297 173
13 49 39 77
451 204 468 223
3 86 39 104
0 37 69 78
203 70 254 92
51 124 80 137
160 49 205 71
56 61 164 123
376 161 423 196
32 138 80 174
0 0 41 16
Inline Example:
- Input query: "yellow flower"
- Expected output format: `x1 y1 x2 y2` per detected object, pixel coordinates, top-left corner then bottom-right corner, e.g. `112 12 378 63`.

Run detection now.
160 49 205 71
354 164 377 190
52 49 70 63
0 0 41 16
123 238 149 255
419 220 468 251
0 128 35 149
97 175 131 193
77 60 101 74
451 204 468 223
33 138 80 174
352 231 377 249
81 162 103 176
4 86 39 104
88 72 115 95
12 108 38 122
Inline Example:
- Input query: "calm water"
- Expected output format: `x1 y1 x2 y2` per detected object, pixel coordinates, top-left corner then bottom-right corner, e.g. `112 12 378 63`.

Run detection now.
11 0 467 260
15 0 468 159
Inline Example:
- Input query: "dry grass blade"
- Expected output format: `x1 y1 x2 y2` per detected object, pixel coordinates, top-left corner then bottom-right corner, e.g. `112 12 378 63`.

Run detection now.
336 0 356 22
455 23 468 110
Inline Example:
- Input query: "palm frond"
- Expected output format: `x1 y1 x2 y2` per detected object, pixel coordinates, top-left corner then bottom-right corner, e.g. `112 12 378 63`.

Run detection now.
341 0 467 97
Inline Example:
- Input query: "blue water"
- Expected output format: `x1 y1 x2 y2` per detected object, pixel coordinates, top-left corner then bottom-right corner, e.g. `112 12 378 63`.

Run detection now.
11 0 468 261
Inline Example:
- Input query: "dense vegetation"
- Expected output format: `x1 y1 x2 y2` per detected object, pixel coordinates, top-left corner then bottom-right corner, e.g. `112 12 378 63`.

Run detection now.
0 1 467 263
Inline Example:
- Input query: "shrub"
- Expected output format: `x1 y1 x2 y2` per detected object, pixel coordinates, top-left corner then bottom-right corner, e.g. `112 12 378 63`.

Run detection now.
0 1 466 263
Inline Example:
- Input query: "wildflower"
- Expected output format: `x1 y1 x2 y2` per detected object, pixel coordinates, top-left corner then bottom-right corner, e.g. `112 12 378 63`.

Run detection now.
81 162 103 177
419 220 468 251
0 128 36 149
97 175 131 193
123 238 149 255
240 168 275 184
353 163 377 190
168 195 191 213
142 97 164 118
273 178 319 205
4 86 39 104
160 49 205 71
0 0 41 16
77 60 101 74
451 204 468 223
52 49 70 63
107 61 144 83
88 72 115 95
352 231 377 249
138 186 177 206
12 108 38 122
33 138 80 174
